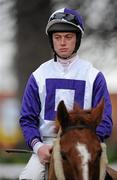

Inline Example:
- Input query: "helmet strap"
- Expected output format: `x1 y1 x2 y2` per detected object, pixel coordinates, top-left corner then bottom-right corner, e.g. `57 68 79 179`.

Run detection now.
54 52 57 62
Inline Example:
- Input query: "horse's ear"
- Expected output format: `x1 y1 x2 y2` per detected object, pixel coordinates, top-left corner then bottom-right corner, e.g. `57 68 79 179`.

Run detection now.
57 100 70 130
91 98 104 128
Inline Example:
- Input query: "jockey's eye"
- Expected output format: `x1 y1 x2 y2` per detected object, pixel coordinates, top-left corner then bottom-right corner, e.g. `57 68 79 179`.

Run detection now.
60 151 67 161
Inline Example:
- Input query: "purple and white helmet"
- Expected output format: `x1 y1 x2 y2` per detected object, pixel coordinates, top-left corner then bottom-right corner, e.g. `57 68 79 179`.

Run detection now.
46 8 85 60
46 8 84 36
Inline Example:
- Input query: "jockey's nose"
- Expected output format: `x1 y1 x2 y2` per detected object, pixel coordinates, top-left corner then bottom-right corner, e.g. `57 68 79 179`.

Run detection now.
60 37 66 45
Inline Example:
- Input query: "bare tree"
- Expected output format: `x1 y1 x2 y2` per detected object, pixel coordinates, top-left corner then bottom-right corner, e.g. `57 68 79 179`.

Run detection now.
15 0 51 100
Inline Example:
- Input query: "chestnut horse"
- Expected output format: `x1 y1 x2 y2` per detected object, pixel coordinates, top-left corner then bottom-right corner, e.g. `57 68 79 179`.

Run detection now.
48 100 105 180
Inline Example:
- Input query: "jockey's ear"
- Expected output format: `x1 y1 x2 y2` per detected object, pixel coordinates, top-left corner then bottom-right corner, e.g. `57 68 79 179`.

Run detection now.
91 98 105 128
57 100 70 130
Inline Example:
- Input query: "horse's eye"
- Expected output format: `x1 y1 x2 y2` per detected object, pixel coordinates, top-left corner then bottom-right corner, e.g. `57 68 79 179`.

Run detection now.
60 151 67 161
98 149 102 157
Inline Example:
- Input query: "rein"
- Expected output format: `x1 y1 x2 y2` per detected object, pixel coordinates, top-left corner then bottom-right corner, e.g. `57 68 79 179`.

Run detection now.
53 137 65 180
61 124 95 137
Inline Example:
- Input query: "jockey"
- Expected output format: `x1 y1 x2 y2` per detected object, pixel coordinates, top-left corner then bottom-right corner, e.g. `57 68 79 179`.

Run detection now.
19 8 113 180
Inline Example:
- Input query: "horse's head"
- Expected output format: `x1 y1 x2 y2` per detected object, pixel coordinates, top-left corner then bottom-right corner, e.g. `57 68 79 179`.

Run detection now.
55 99 104 180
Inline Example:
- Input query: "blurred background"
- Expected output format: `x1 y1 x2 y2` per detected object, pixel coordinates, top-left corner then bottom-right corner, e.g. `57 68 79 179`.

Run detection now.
0 0 117 179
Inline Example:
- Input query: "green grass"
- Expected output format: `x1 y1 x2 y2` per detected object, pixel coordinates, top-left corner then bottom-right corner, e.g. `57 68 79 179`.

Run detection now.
0 151 31 164
107 144 117 163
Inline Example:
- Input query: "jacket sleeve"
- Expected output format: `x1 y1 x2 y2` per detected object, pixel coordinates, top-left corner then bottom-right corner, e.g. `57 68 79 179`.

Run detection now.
19 74 42 149
92 72 113 142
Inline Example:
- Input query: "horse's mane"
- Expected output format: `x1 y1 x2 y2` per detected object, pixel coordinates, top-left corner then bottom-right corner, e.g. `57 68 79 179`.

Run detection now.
69 104 92 124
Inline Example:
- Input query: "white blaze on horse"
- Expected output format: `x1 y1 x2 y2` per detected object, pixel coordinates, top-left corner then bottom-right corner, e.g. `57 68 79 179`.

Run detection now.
76 142 91 180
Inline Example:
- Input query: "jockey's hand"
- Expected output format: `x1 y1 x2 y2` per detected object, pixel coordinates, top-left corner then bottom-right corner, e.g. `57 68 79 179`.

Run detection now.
37 144 53 165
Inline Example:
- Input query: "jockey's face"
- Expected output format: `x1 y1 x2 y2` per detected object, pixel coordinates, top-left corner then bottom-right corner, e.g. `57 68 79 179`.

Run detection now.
52 32 76 59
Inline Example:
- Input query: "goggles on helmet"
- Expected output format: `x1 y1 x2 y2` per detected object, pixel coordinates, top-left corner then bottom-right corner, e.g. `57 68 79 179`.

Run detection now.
50 12 78 23
47 11 84 35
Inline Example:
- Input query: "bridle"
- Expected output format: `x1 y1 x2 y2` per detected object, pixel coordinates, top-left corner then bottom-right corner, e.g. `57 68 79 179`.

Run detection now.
51 124 96 180
51 123 105 180
60 124 95 137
